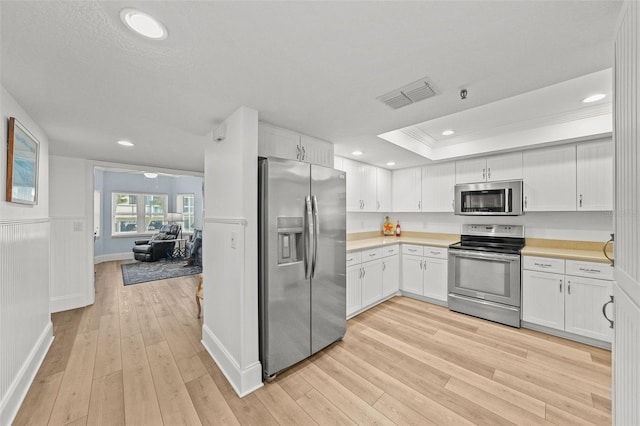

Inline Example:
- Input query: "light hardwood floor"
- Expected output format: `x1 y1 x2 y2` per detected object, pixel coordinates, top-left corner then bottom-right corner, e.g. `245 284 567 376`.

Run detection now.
14 261 611 425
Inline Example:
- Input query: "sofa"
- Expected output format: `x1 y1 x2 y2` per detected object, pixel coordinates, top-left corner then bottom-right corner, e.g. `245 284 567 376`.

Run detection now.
132 224 181 262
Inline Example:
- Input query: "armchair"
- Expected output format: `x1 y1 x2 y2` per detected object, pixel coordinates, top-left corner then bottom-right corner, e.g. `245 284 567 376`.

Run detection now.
186 229 203 266
132 224 181 262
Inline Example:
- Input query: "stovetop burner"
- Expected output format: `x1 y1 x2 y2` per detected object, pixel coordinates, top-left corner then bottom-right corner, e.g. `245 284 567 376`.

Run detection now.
449 224 525 254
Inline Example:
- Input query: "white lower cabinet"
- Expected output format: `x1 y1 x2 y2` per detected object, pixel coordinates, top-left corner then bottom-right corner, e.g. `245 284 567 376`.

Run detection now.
346 246 400 317
381 253 399 298
401 245 448 302
361 260 383 308
346 264 363 316
522 256 613 343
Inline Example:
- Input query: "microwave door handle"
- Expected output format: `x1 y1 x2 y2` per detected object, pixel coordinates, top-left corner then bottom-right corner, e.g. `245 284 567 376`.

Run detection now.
507 188 512 213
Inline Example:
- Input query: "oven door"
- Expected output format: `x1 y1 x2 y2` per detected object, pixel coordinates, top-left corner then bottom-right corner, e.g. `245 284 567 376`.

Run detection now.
448 249 521 307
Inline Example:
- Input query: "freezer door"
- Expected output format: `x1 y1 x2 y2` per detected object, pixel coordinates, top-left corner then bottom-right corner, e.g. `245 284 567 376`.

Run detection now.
260 158 312 377
310 164 347 354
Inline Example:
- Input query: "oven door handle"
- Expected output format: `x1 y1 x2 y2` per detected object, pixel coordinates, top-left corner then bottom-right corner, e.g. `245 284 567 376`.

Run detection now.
449 249 520 262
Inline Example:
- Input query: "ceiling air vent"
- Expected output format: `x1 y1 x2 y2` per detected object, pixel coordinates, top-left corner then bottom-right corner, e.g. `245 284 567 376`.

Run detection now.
377 77 437 110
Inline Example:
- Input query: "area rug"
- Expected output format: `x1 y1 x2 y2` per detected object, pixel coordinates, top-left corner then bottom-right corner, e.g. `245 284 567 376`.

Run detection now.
121 259 202 286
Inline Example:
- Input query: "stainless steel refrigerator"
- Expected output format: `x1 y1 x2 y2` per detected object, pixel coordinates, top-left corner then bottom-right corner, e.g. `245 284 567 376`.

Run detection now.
258 157 346 380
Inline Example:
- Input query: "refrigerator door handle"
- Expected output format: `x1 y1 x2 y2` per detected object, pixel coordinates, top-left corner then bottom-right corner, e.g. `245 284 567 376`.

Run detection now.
304 195 313 279
311 195 319 278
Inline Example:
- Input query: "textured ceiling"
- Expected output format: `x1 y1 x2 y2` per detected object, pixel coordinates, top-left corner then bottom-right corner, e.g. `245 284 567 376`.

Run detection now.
0 1 622 171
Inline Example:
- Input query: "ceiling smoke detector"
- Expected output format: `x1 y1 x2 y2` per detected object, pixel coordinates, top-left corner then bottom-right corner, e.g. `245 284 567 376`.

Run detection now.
377 77 437 110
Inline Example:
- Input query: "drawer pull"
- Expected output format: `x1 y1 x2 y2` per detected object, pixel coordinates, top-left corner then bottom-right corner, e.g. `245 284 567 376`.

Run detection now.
430 251 440 255
534 262 551 268
408 249 417 252
347 258 353 262
369 253 376 257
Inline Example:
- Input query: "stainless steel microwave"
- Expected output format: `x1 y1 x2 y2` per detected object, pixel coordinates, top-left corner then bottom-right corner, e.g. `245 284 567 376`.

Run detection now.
454 180 523 216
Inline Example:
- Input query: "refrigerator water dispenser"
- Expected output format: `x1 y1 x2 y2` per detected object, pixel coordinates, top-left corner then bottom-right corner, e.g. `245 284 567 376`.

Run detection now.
277 217 303 264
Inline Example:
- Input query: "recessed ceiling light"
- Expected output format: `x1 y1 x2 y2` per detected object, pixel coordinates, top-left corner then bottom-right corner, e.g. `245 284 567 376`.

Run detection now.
117 140 135 147
120 9 167 40
582 93 606 103
441 129 455 136
352 151 363 156
386 162 396 166
143 172 158 179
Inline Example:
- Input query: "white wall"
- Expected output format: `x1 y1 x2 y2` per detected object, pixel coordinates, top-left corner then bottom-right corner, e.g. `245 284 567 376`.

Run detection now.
201 106 262 397
348 211 613 242
0 86 53 425
49 155 94 312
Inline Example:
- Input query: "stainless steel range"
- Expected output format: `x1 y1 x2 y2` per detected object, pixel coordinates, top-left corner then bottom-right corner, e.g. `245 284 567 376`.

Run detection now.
448 224 525 328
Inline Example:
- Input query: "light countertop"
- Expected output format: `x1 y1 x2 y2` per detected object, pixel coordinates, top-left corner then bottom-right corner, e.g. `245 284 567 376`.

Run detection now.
346 232 459 252
346 232 613 264
521 246 612 264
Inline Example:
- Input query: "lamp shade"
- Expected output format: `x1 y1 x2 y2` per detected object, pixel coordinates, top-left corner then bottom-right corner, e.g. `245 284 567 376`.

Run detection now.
166 212 183 223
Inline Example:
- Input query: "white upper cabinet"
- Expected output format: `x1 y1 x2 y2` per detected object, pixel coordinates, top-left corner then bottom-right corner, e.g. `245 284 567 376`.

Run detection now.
523 145 577 211
258 122 301 160
455 153 523 184
421 163 455 212
360 163 377 211
486 152 523 182
376 167 392 212
342 158 384 212
258 122 333 167
392 167 422 212
300 135 334 167
576 140 613 211
455 157 487 184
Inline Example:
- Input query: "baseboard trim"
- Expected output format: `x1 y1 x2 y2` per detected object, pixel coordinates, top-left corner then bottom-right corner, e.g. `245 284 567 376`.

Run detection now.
521 321 611 350
401 291 448 307
94 252 134 264
201 324 263 398
0 321 54 426
50 293 90 313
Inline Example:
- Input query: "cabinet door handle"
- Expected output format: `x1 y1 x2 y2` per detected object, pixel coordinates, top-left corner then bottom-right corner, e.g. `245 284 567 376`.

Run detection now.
419 260 423 269
559 280 562 293
418 200 421 210
482 168 486 180
382 262 386 271
525 196 528 209
296 145 301 160
487 167 491 179
579 194 583 208
603 233 615 267
377 201 380 210
301 145 306 161
567 281 571 294
602 295 614 329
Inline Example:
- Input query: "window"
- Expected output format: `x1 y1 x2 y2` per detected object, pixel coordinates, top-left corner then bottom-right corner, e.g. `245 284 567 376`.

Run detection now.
94 190 101 238
177 193 195 233
112 192 168 236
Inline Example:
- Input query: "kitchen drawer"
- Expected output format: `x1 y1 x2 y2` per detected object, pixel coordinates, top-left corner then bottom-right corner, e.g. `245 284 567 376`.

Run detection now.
523 256 565 274
566 259 614 280
346 251 362 267
423 246 448 259
361 247 383 263
402 244 423 256
381 244 399 257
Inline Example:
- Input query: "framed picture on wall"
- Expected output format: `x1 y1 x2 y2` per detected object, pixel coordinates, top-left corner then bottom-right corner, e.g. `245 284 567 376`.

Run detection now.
6 117 39 205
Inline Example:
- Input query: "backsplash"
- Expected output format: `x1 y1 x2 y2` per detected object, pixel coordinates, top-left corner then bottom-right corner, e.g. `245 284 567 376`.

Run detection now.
347 211 613 242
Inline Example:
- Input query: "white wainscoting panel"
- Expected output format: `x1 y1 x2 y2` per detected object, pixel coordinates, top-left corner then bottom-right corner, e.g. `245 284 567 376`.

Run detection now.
50 217 92 312
0 219 53 425
201 218 263 397
613 2 640 425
